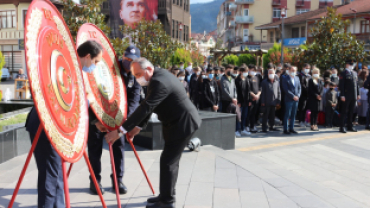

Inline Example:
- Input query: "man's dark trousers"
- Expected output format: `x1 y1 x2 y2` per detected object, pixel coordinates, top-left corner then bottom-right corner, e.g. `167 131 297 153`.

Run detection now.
160 132 194 203
297 99 307 123
262 106 276 131
326 106 334 127
340 99 356 129
87 124 125 183
27 108 65 208
247 100 258 129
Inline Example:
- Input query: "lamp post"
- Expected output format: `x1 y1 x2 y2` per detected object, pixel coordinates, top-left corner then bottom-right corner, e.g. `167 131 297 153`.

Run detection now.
280 7 286 65
179 22 184 42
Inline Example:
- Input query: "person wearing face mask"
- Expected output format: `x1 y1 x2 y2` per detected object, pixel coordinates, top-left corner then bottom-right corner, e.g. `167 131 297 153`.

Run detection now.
201 68 219 112
338 60 361 133
235 67 251 136
185 62 192 74
220 64 237 113
325 82 338 128
281 66 301 134
331 68 339 86
308 68 323 131
297 63 311 127
177 71 189 96
87 45 142 196
363 71 370 130
189 67 201 109
24 40 103 208
197 71 207 110
215 67 225 112
104 58 201 208
261 68 281 132
246 66 261 133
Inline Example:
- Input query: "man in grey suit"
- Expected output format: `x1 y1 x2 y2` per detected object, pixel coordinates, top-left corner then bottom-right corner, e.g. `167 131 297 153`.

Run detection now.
281 66 301 134
105 58 201 208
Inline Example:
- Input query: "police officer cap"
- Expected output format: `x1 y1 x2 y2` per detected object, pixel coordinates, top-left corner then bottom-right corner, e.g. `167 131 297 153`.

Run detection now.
124 45 141 60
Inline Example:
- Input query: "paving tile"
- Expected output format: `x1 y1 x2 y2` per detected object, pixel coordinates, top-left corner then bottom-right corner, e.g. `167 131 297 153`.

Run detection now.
236 166 255 178
268 198 300 208
238 177 264 192
214 168 238 189
289 195 336 208
213 188 241 208
215 157 235 169
191 151 215 183
184 182 213 207
239 191 269 208
277 185 312 197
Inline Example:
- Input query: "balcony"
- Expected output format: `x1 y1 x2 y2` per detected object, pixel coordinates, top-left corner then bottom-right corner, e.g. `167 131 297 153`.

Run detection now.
229 3 237 11
235 16 254 24
229 21 236 27
272 0 281 5
296 0 305 7
0 30 24 40
235 0 254 5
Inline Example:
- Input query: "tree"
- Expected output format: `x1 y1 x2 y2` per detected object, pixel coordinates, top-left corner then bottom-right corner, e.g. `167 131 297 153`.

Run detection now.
171 48 192 67
224 55 238 65
302 7 366 70
62 0 110 41
189 43 205 67
238 54 256 66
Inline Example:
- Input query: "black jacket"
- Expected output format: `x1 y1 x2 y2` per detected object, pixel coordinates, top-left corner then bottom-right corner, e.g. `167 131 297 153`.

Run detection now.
123 68 202 140
202 79 220 108
247 75 261 102
119 60 141 117
236 77 250 107
331 76 339 86
261 79 281 106
339 69 359 101
308 79 323 112
298 72 311 100
189 73 199 103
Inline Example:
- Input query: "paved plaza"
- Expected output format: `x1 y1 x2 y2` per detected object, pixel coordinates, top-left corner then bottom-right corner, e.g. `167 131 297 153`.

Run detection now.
1 126 370 208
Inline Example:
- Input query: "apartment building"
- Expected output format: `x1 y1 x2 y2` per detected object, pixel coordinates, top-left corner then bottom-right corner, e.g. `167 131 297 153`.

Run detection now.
256 0 370 50
217 0 342 50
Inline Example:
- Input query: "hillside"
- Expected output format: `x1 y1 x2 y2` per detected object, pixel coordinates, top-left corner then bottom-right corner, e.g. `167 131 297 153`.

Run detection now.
190 0 224 34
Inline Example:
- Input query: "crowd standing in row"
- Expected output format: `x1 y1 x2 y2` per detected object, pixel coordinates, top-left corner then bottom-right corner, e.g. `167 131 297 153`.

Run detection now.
168 60 370 137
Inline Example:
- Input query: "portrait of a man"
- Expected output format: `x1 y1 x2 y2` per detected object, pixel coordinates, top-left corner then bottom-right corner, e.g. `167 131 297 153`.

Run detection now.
117 0 158 29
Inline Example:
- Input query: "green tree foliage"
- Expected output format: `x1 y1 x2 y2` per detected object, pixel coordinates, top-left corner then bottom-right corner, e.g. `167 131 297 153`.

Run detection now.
171 48 192 67
301 7 366 70
224 55 238 65
62 0 110 41
237 54 256 66
119 20 181 68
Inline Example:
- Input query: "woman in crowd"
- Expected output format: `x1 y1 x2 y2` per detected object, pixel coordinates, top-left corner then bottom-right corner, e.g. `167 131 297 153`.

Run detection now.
177 71 189 97
308 68 323 131
201 68 220 112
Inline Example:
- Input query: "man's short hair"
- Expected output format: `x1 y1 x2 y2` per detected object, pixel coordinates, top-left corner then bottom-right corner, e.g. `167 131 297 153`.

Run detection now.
283 63 291 69
267 63 275 69
77 40 103 58
131 57 154 70
268 68 275 73
303 63 310 68
226 64 233 69
239 67 246 72
248 64 255 70
179 62 184 65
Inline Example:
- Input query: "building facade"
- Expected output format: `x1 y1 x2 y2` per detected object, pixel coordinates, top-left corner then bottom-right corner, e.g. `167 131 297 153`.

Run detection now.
217 0 342 50
256 0 370 51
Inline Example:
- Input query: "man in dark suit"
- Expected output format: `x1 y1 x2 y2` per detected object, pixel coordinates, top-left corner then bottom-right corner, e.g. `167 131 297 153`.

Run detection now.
88 46 141 195
105 58 202 208
281 66 301 134
338 60 360 133
297 63 311 127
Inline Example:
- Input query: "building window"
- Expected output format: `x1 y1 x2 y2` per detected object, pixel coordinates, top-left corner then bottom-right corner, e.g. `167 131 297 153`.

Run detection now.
177 0 179 5
273 8 281 18
180 0 182 6
270 31 274 42
0 10 16 29
103 2 109 9
176 21 178 39
23 10 27 28
243 9 249 16
296 9 309 15
243 29 249 42
173 0 176 4
172 20 175 38
361 20 370 34
301 26 306 37
292 28 299 38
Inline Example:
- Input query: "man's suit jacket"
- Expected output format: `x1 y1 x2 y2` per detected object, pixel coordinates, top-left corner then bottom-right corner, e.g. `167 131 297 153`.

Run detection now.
339 69 359 101
123 68 202 141
281 75 301 102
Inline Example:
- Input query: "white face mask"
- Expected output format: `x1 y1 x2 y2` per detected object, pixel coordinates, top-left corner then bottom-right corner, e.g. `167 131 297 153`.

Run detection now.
313 74 320 79
196 71 201 75
332 73 337 78
304 69 310 74
268 74 275 80
202 75 208 79
137 75 149 86
250 71 256 76
243 72 248 77
179 77 185 81
290 72 296 77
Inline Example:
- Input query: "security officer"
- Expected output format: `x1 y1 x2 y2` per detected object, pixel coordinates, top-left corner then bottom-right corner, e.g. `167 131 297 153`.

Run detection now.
338 60 360 133
88 46 141 195
26 40 104 207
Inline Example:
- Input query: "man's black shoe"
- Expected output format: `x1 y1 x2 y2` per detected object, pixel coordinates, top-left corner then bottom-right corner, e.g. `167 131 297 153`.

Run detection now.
289 130 298 134
147 195 161 203
283 130 290 135
90 182 105 195
365 126 370 130
111 176 127 194
339 128 347 133
269 128 280 131
261 129 268 133
347 128 357 132
146 201 175 208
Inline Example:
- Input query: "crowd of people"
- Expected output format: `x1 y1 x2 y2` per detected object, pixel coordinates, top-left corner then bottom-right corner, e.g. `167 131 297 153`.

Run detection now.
167 60 370 137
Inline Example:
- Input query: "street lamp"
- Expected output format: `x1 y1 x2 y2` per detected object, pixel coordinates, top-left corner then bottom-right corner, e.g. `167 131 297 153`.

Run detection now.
280 7 286 65
350 8 357 34
179 22 184 41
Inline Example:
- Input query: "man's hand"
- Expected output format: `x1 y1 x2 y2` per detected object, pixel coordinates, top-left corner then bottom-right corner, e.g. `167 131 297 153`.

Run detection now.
232 99 237 105
341 97 345 102
261 103 265 106
105 130 120 144
293 96 299 101
213 105 218 111
317 95 321 101
249 102 252 106
358 95 361 100
237 103 241 107
95 122 108 132
128 127 141 138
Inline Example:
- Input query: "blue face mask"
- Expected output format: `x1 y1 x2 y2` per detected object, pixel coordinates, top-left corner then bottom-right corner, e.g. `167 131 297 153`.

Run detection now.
208 74 214 79
82 64 96 73
216 75 220 80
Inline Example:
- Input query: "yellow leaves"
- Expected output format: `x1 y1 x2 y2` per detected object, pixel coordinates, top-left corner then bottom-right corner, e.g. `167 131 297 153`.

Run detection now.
330 28 334 34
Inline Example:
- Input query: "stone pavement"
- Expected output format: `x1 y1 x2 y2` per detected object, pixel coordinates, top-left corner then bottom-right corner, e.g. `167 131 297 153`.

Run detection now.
1 128 370 208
